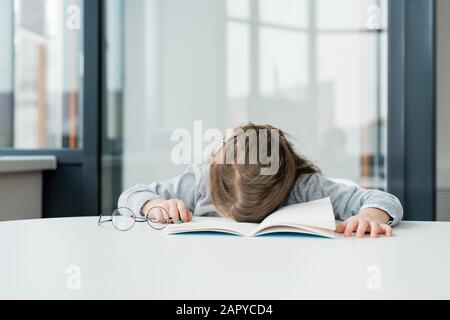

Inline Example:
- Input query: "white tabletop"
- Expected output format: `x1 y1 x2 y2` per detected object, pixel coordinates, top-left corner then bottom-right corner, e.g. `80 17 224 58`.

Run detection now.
0 217 449 300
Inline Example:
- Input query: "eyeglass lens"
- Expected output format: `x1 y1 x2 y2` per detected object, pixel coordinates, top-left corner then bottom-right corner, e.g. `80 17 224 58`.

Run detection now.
112 207 136 231
145 206 171 230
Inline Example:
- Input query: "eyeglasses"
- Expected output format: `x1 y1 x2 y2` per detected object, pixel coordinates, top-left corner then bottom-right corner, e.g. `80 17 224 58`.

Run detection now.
98 206 172 231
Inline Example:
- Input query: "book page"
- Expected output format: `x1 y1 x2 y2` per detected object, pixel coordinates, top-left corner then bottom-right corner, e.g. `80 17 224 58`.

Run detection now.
165 217 258 236
253 225 336 238
252 197 336 235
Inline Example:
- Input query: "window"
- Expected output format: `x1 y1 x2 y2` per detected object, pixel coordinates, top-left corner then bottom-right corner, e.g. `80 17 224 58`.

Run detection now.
0 0 84 150
103 0 389 212
226 0 388 189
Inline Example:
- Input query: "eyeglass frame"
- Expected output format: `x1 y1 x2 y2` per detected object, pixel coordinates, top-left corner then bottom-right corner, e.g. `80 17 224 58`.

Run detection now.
98 206 172 232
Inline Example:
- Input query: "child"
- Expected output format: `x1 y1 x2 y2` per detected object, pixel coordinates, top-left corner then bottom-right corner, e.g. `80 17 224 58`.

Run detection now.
118 124 403 238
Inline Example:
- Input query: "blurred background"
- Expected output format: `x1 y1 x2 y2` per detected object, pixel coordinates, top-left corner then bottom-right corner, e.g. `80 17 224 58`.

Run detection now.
0 0 448 221
105 0 390 213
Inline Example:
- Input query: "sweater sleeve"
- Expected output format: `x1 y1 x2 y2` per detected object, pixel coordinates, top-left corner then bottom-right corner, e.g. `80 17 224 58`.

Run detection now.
290 173 404 226
117 165 203 217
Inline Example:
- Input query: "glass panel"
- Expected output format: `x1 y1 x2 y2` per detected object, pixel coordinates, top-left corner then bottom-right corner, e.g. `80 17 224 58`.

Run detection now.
259 27 308 100
227 21 250 126
227 0 249 19
260 0 308 28
102 0 125 213
317 0 388 30
317 32 387 188
227 22 250 100
0 0 14 148
103 0 388 211
0 0 84 149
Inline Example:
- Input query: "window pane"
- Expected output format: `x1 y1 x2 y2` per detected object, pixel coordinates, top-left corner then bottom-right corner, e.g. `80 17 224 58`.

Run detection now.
103 0 388 212
260 0 308 28
259 27 308 100
227 22 250 100
317 0 388 30
227 21 250 126
0 0 14 148
317 32 387 188
102 0 125 213
227 0 249 19
0 0 84 149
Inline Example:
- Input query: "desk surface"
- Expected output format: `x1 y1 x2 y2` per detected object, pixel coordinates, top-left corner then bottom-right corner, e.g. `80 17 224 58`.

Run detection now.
0 217 449 300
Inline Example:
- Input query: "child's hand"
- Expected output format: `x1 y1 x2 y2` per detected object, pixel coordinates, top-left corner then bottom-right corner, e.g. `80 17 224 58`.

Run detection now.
335 208 393 238
141 199 193 223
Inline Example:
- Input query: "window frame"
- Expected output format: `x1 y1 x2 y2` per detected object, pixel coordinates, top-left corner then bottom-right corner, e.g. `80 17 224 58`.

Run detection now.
0 0 102 217
387 0 436 221
0 0 436 220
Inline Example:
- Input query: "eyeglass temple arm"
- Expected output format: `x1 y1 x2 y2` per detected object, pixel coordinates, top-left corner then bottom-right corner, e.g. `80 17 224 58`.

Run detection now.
97 212 147 225
97 206 172 226
98 213 113 226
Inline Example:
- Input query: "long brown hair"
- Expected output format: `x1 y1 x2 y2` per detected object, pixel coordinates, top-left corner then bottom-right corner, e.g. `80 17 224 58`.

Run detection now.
209 124 320 223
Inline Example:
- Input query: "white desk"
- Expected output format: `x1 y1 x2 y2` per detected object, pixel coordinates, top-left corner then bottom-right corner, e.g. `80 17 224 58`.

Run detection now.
0 217 449 300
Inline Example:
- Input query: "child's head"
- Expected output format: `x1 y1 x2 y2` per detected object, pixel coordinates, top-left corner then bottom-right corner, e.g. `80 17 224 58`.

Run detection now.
209 123 319 223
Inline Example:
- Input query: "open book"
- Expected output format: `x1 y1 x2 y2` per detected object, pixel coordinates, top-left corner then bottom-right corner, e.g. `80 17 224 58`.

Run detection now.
165 197 337 238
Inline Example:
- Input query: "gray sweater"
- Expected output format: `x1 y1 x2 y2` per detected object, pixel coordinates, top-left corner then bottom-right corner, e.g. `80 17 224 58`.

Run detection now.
118 165 403 226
